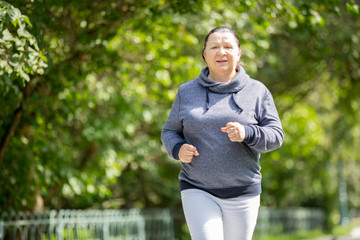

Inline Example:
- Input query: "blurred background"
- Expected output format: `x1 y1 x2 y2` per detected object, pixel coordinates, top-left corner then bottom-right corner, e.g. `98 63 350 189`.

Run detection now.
1 0 359 239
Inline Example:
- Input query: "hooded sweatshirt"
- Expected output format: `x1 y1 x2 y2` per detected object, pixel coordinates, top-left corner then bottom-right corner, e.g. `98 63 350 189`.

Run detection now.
161 66 284 198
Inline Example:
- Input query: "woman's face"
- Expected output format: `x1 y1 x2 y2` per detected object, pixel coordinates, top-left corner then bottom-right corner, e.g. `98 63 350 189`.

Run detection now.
203 31 241 77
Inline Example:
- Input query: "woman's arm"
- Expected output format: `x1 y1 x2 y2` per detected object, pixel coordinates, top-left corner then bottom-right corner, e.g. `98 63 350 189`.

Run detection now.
161 92 186 159
242 91 284 153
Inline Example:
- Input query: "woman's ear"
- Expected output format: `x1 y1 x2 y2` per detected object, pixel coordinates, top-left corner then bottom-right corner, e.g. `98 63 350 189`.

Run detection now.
202 51 207 63
238 48 242 61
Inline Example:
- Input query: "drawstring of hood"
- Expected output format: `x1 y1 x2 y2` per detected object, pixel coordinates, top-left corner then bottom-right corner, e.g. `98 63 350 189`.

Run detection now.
205 88 210 111
199 65 249 112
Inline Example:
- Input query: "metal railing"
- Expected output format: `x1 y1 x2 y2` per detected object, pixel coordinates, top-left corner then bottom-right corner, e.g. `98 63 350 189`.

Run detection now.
0 207 324 240
0 209 174 240
254 207 324 237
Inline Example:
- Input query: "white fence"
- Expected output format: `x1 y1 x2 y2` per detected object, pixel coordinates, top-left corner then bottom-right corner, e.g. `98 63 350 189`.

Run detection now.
0 207 324 239
0 209 174 240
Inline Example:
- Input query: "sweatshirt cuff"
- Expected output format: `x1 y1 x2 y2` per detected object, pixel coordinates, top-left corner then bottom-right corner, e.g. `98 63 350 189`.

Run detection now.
243 125 255 143
172 142 185 160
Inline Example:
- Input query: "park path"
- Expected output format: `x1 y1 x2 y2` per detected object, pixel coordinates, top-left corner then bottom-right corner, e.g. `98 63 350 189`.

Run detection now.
307 227 360 240
307 237 360 240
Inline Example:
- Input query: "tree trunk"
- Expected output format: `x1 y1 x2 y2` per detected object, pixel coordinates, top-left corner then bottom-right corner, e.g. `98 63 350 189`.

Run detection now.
0 82 33 165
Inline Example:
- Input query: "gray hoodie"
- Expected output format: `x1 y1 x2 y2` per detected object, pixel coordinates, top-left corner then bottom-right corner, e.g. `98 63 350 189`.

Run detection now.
161 66 284 198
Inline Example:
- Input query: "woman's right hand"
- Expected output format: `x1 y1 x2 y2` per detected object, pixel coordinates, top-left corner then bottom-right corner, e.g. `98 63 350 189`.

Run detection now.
178 144 199 163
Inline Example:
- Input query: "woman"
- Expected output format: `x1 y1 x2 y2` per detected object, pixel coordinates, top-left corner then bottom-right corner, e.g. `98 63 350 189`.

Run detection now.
161 26 284 240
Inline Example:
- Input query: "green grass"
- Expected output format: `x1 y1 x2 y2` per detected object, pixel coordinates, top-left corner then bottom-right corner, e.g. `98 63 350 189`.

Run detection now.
254 229 325 240
253 218 360 240
332 218 360 236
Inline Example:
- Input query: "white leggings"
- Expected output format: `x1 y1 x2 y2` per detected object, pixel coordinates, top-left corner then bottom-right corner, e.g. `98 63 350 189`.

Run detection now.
181 189 260 240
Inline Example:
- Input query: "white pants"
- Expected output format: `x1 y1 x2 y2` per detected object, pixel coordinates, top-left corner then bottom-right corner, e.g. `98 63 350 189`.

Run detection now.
181 189 260 240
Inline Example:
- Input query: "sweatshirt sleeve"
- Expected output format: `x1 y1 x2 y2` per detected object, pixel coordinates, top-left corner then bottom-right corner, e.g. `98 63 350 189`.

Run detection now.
161 91 186 160
243 91 284 153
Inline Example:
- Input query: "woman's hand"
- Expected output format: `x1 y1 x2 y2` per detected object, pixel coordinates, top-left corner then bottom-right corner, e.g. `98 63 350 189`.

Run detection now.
178 144 199 163
221 122 246 142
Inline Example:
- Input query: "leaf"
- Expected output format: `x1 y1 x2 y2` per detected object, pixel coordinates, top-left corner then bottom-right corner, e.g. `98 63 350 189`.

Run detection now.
2 29 13 41
10 6 22 22
17 28 31 39
21 15 32 27
14 38 25 51
346 3 360 15
18 68 30 82
36 68 44 75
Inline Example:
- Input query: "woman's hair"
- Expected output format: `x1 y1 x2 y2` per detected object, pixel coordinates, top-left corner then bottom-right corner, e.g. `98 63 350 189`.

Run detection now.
202 26 240 62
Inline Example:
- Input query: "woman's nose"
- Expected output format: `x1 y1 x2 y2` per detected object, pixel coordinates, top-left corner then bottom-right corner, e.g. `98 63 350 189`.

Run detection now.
217 47 226 55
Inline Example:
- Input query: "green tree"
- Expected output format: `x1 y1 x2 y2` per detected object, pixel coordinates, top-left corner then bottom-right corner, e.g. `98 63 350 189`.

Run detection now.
0 0 207 211
0 1 47 210
256 0 360 230
0 1 47 161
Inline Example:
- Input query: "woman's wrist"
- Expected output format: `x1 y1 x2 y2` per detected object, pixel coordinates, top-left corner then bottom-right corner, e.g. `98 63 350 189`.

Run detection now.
173 142 185 160
243 125 255 143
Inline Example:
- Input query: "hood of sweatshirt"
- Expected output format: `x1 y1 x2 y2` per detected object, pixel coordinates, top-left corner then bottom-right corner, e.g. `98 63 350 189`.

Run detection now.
198 66 250 111
198 66 250 93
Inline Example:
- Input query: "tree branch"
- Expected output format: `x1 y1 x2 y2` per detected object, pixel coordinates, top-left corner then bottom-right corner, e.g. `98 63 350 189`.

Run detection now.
0 81 35 165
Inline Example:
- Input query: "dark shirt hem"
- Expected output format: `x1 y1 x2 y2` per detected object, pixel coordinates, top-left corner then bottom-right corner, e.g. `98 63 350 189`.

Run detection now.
180 180 261 199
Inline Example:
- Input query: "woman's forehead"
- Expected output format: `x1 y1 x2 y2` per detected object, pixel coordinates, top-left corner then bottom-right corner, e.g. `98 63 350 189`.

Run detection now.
207 32 237 43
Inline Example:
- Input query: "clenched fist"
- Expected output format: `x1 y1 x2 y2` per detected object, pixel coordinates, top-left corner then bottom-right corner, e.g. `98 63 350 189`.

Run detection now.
221 122 246 142
178 144 199 163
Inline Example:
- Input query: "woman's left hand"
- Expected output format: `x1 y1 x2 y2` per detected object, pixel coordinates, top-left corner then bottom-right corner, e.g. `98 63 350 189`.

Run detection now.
221 122 246 142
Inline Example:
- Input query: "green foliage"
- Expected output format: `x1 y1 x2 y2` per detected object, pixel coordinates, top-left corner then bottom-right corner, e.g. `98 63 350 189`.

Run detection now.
0 1 359 237
0 1 48 210
0 1 47 89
